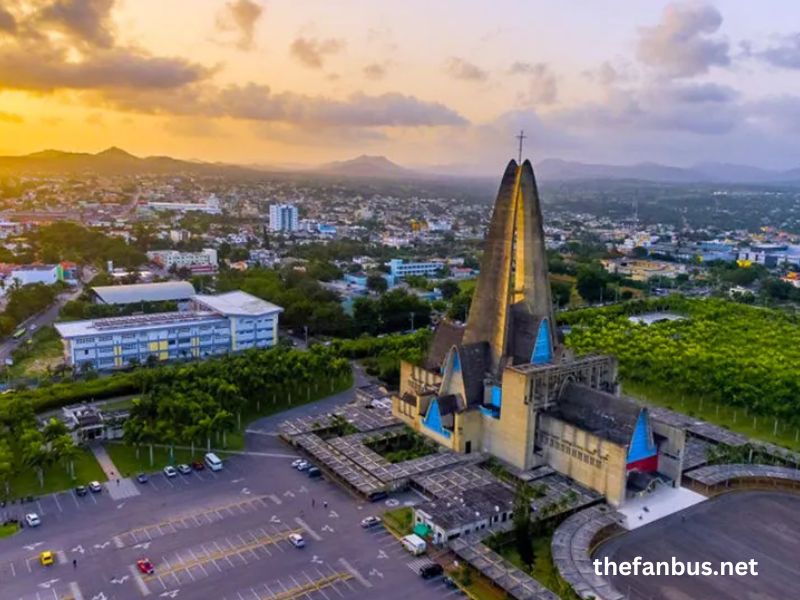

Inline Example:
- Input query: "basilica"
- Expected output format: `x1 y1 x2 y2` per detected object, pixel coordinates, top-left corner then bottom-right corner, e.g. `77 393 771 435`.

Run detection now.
392 158 686 507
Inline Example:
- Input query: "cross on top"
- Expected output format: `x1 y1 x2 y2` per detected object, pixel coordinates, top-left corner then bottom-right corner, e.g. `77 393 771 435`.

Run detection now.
516 130 526 163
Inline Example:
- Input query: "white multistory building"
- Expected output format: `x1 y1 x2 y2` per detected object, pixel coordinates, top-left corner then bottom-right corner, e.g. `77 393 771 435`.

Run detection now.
55 291 283 371
269 204 299 232
147 248 218 270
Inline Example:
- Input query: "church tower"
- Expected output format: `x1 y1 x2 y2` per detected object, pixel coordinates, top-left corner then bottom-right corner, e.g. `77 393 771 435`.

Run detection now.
462 158 556 376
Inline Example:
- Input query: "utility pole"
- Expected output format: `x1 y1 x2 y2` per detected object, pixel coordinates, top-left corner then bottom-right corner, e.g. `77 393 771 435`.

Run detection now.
303 325 308 347
410 312 415 332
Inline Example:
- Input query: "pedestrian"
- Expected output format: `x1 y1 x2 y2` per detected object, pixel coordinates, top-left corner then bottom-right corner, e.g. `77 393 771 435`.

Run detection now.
312 498 315 508
323 500 328 509
73 558 77 568
116 479 120 486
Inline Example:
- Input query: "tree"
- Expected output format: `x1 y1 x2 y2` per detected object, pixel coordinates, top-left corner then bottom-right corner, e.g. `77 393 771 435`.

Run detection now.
576 263 610 303
439 280 460 300
513 482 534 567
367 274 388 294
550 280 572 308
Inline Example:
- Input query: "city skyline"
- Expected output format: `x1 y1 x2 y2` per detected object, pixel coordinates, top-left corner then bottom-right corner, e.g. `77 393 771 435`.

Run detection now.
1 1 800 171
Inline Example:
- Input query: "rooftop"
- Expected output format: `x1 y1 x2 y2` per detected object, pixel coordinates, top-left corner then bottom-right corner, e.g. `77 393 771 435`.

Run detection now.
193 291 283 317
55 311 222 338
92 281 195 305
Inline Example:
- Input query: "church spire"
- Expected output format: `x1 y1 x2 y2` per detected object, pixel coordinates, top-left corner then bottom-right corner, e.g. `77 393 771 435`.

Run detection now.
462 157 556 375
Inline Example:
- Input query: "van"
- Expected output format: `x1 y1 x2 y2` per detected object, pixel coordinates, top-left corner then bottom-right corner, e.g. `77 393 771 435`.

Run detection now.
401 534 426 556
204 452 223 471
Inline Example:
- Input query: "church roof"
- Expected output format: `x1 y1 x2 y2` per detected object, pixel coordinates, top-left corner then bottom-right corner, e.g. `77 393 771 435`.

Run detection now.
458 342 489 407
424 320 465 371
549 382 642 446
436 394 460 416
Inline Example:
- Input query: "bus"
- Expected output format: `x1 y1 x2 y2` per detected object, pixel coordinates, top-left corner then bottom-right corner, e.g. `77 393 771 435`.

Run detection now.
12 327 26 339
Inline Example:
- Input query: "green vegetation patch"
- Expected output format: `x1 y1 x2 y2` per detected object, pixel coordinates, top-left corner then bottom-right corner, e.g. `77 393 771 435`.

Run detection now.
7 325 64 378
0 521 20 538
7 448 106 499
364 428 438 463
564 297 800 450
382 506 413 536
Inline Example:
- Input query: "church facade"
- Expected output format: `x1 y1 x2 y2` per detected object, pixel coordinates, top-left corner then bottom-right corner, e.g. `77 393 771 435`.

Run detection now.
392 159 685 507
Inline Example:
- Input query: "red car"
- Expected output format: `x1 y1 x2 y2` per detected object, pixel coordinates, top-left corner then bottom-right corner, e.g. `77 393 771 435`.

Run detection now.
191 460 205 471
136 558 155 575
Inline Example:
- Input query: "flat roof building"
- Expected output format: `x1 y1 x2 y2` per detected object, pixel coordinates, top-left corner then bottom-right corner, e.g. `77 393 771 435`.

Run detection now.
91 281 196 305
55 290 283 371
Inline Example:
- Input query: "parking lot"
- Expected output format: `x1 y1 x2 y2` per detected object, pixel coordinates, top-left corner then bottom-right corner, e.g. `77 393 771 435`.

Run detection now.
0 411 460 600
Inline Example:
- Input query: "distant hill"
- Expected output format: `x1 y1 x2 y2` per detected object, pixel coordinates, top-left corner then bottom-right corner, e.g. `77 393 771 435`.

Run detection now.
317 155 413 178
534 158 800 184
0 147 255 176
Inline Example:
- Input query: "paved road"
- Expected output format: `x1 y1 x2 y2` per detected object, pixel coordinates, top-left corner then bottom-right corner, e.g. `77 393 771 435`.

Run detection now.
0 376 459 600
0 269 95 367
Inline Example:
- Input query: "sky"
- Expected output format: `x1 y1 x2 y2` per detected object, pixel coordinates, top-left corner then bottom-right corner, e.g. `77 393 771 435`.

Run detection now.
1 0 800 172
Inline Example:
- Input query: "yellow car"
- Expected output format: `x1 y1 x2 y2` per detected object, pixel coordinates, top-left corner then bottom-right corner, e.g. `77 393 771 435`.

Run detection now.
39 551 54 566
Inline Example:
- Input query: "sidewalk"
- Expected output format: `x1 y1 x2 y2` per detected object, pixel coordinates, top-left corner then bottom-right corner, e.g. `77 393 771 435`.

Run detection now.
90 444 140 500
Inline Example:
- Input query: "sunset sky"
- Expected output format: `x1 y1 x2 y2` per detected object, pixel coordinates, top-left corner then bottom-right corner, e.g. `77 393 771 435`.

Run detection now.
1 1 799 171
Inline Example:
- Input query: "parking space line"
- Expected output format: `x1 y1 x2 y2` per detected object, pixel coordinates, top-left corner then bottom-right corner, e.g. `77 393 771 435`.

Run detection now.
163 476 175 487
337 558 371 588
69 581 85 600
70 491 80 509
36 500 45 515
305 570 331 600
128 564 151 596
51 493 63 513
294 517 322 541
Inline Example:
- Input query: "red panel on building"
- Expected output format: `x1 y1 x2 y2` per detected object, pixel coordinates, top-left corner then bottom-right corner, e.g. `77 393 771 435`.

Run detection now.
627 454 658 473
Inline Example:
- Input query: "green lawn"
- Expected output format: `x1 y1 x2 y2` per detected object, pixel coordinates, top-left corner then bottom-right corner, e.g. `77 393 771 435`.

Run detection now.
382 506 413 536
6 448 106 499
487 531 579 600
624 380 800 452
7 325 64 378
0 522 20 538
105 443 213 476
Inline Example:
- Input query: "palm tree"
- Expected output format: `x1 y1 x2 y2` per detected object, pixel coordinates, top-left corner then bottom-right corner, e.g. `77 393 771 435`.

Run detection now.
53 434 79 480
20 430 48 489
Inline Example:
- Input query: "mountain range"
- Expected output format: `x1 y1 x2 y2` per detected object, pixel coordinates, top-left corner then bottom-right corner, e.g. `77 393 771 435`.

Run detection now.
2 147 800 184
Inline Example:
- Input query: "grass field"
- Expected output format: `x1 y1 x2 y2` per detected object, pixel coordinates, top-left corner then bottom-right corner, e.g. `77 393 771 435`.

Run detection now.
7 325 64 378
381 506 413 537
6 448 106 499
105 443 212 476
624 380 800 452
0 522 20 538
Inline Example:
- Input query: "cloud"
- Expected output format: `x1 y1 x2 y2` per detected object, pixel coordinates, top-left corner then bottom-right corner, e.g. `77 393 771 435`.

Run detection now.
104 83 468 128
509 62 557 105
0 6 16 34
0 46 210 91
444 57 488 82
555 81 739 135
749 95 800 133
215 0 263 51
0 111 23 123
363 63 386 80
637 3 730 77
289 36 344 69
755 34 800 70
38 0 115 48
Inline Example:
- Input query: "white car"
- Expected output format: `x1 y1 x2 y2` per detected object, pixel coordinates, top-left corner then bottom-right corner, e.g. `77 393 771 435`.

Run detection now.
163 466 178 478
295 460 310 471
291 459 305 468
360 516 382 528
289 533 305 548
25 513 41 527
88 481 103 493
177 464 192 475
